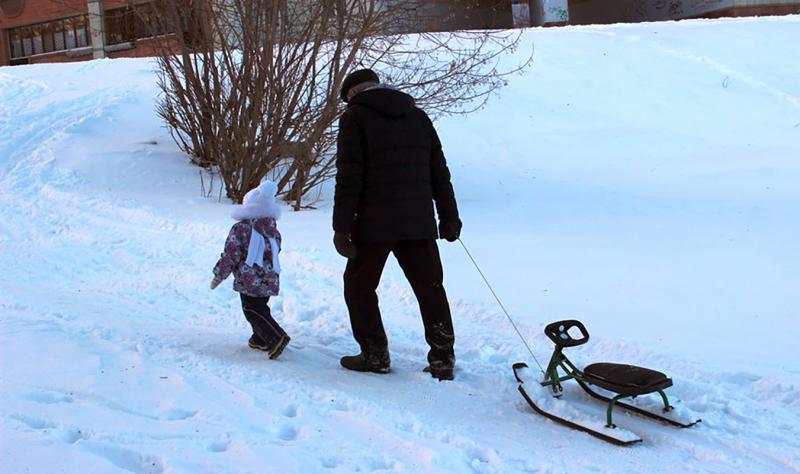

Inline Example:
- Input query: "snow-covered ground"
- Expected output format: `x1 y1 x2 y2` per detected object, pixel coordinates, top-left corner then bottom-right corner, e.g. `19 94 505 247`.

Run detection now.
2 15 799 474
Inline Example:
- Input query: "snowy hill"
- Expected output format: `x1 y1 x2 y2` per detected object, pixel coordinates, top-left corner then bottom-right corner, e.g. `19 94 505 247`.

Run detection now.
2 15 799 473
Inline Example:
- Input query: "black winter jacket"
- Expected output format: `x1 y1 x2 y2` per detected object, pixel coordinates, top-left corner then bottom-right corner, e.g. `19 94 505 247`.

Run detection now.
333 87 459 243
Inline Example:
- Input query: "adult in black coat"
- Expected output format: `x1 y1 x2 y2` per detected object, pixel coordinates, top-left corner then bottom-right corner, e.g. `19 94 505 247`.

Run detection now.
333 69 462 380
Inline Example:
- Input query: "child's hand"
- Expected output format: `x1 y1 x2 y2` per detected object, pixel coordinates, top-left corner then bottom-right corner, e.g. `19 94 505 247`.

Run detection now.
210 275 223 290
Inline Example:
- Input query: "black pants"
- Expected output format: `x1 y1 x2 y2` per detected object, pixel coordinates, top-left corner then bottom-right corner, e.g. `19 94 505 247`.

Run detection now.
343 239 455 367
240 294 287 346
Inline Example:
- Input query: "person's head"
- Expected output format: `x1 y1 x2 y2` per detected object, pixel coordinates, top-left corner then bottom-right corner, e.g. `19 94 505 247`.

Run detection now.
231 180 282 221
340 68 380 103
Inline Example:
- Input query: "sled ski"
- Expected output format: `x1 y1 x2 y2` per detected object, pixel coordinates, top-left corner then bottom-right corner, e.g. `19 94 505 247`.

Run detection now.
512 320 701 445
513 362 643 446
574 378 701 428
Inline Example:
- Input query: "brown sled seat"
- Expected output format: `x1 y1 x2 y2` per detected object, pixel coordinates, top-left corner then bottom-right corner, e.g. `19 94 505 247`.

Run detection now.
583 363 673 396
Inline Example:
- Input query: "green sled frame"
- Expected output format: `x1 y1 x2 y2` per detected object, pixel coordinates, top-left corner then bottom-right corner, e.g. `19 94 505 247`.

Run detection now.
513 319 701 446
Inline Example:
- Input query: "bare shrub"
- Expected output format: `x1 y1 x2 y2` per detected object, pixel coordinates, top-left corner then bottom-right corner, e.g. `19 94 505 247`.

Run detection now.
142 0 532 207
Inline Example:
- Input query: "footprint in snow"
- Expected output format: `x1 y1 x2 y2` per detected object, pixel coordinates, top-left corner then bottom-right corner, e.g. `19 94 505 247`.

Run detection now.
24 391 74 404
56 427 90 444
10 414 58 430
395 418 424 435
297 308 322 322
320 457 341 469
367 457 401 471
329 398 351 412
9 415 89 444
272 424 300 442
82 443 165 474
464 445 499 465
158 408 198 421
206 440 231 453
282 404 298 418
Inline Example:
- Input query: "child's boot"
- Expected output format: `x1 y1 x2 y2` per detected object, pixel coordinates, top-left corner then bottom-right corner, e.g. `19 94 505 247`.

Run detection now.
269 335 291 360
248 334 270 351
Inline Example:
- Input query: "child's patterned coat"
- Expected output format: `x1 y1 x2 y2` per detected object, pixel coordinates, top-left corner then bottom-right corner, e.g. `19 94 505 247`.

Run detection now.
213 217 281 297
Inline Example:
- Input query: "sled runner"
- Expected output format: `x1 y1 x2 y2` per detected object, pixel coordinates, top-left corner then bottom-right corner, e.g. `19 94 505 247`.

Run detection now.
512 319 701 446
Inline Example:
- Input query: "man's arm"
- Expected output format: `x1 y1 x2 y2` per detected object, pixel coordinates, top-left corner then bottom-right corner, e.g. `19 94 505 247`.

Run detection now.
429 124 459 224
333 110 365 235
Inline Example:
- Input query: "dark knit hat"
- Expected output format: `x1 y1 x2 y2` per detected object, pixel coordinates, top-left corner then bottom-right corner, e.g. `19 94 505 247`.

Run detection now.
340 69 380 102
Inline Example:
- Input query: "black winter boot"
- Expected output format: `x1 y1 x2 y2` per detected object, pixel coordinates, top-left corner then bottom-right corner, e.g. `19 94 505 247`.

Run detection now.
423 360 454 381
340 352 391 374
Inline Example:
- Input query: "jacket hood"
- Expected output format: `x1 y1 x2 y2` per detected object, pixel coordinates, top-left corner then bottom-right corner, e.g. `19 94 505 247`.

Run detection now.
231 180 282 221
348 86 415 118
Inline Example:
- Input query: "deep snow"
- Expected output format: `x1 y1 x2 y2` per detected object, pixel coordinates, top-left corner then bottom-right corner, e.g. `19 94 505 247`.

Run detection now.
1 15 799 474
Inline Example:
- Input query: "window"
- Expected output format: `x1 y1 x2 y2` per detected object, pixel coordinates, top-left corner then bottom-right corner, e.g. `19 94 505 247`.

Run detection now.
76 17 89 48
54 22 65 51
31 27 43 55
105 7 135 45
10 31 23 58
22 31 32 56
105 3 168 46
42 24 55 53
65 21 76 50
8 15 91 59
134 2 170 38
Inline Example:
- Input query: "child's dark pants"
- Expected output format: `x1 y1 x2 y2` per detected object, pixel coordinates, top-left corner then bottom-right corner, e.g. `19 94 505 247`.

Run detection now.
240 294 287 347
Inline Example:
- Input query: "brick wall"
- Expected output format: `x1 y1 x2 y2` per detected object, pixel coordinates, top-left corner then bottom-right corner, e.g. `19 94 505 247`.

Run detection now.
0 33 7 65
568 0 800 24
106 35 178 59
688 4 800 17
390 0 514 33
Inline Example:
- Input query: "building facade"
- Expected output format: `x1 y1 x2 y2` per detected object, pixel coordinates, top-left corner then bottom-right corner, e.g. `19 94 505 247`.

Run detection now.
396 0 800 30
0 0 166 66
379 0 514 33
565 0 800 25
396 0 569 31
3 0 799 67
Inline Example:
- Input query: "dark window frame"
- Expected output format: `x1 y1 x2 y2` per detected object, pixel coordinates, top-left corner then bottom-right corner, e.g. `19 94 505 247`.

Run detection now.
42 23 55 53
8 15 91 60
7 29 19 59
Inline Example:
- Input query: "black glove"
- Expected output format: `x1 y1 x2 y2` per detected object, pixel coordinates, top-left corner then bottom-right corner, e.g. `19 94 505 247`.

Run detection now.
438 219 462 242
333 232 357 259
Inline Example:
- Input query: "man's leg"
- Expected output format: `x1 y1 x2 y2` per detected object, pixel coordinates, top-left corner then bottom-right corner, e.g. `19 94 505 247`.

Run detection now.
393 240 456 377
343 243 392 358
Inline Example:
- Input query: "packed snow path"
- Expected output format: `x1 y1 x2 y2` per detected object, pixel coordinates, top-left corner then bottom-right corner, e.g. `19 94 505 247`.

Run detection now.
2 16 799 473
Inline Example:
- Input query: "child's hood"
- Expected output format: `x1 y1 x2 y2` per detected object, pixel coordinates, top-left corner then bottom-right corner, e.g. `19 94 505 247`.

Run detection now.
230 180 282 222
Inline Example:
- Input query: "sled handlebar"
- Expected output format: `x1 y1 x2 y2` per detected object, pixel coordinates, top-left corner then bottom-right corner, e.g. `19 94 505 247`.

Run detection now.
544 320 590 348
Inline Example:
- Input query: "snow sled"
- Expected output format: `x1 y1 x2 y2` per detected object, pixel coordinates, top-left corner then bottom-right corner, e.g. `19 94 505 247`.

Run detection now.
512 320 701 446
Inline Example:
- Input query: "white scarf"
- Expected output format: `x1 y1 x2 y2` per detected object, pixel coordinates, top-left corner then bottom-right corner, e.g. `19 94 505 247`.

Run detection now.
233 180 282 273
245 222 281 273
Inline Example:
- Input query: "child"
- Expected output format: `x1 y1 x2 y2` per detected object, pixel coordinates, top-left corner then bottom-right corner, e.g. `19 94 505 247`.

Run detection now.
211 180 290 359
